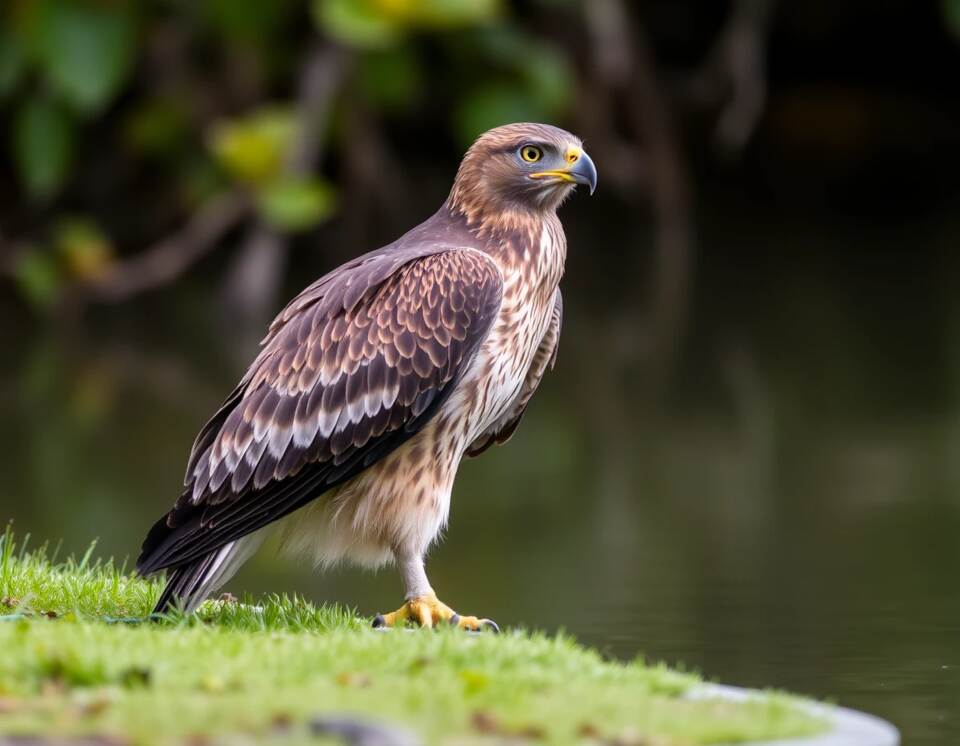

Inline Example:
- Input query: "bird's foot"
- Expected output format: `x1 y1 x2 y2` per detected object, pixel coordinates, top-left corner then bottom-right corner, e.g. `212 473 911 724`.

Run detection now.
372 593 499 633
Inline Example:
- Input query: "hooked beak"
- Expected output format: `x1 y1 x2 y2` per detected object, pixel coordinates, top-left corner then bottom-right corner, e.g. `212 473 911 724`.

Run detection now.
530 146 598 195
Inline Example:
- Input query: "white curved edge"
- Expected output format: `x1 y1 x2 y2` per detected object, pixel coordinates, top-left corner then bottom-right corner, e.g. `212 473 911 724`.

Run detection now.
686 683 900 746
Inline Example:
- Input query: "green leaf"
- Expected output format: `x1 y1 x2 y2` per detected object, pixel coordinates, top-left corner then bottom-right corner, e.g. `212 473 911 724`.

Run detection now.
209 108 297 186
257 179 337 232
55 217 114 280
943 0 960 41
12 247 62 309
12 95 75 200
26 0 136 114
314 0 499 48
314 0 401 48
380 0 501 28
0 29 26 99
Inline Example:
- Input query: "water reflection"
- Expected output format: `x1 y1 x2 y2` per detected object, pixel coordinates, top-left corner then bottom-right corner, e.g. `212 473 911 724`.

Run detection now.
2 216 959 745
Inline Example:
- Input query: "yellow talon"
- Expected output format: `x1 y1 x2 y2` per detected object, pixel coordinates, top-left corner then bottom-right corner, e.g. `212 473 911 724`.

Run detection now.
372 593 500 632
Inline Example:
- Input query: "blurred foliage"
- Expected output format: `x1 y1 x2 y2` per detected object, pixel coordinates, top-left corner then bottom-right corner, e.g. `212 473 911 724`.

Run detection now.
10 217 114 311
54 217 114 281
4 0 137 199
452 27 573 144
210 108 298 187
23 0 136 113
0 0 577 309
12 93 74 201
316 0 502 47
12 247 60 310
2 0 958 312
258 178 338 231
208 107 336 229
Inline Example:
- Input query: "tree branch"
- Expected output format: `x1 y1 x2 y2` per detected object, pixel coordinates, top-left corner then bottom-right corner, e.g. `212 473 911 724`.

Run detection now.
220 41 350 329
685 0 777 152
78 190 249 303
582 0 696 391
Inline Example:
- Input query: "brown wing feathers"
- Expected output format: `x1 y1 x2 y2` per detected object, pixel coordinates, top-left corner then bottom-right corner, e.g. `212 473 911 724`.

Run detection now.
138 247 502 575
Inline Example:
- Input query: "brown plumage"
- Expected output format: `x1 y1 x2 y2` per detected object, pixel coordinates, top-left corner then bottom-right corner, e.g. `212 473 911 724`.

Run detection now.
138 123 597 627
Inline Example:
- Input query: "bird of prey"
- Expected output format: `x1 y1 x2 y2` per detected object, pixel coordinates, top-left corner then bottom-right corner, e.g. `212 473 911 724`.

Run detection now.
137 122 597 631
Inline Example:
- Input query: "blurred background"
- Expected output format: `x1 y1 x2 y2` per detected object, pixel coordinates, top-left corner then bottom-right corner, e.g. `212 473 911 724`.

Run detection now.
2 0 960 743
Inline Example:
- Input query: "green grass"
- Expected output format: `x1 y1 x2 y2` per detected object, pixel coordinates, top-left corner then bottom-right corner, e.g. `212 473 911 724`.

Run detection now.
0 530 824 745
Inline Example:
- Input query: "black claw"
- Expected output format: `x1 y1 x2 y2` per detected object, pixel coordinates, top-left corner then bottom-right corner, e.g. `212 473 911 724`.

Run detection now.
480 618 500 634
372 614 385 629
450 613 461 627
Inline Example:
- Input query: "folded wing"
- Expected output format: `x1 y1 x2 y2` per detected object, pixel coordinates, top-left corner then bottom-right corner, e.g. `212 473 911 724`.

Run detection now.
138 247 503 574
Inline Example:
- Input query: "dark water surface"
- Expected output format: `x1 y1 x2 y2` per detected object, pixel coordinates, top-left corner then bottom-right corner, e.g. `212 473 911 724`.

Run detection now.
2 207 959 744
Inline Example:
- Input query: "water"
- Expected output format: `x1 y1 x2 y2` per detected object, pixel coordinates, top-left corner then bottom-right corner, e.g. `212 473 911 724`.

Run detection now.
2 205 958 744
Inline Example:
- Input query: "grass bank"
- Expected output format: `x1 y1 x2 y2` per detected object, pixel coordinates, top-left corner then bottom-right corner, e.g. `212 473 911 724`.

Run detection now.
0 532 823 745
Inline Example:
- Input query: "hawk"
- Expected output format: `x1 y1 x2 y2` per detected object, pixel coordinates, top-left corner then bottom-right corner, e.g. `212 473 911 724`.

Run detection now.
137 123 597 631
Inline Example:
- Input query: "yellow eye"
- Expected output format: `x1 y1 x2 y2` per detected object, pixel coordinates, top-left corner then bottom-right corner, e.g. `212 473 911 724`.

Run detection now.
520 145 542 163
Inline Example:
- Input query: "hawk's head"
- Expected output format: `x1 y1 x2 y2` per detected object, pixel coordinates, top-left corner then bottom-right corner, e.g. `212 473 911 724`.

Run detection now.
450 123 597 221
